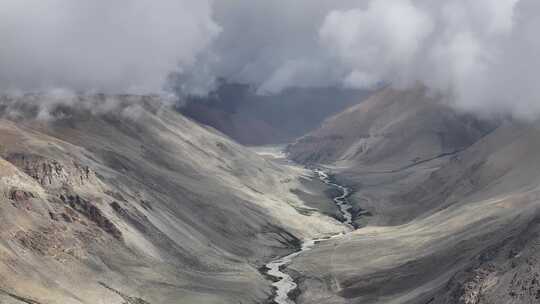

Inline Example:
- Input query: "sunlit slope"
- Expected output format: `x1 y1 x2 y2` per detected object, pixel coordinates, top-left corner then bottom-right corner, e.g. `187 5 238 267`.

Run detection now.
0 95 345 304
287 87 491 170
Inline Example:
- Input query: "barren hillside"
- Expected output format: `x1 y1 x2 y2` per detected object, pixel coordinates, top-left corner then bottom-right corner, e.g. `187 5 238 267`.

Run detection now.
285 89 540 304
287 87 493 169
0 94 346 304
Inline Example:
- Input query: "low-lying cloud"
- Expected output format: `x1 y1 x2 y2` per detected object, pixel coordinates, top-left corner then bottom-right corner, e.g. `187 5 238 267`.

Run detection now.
1 0 539 118
0 0 219 94
318 0 540 118
194 0 540 118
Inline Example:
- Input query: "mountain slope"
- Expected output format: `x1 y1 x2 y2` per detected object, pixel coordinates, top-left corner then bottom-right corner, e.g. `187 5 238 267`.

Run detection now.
0 94 346 304
285 88 540 303
289 120 540 304
287 87 492 169
180 82 371 145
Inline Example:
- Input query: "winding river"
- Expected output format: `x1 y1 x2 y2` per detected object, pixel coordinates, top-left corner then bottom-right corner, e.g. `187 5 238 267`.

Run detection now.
264 169 355 304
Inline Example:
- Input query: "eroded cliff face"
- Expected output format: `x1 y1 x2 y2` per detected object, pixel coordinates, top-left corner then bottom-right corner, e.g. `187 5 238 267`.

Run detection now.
0 95 345 304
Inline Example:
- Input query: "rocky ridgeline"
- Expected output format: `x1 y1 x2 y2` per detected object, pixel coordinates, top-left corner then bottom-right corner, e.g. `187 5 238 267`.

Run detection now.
4 152 124 247
5 153 98 189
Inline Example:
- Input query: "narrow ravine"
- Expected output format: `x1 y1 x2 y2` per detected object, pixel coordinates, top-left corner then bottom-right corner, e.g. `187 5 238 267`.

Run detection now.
263 169 355 304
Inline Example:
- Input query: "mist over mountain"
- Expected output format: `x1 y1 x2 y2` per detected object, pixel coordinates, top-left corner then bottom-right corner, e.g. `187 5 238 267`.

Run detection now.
287 87 495 168
0 0 218 93
185 0 540 119
3 1 540 120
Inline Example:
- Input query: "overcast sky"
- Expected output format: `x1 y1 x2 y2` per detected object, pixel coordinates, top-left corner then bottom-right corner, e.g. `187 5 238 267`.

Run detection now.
1 0 539 118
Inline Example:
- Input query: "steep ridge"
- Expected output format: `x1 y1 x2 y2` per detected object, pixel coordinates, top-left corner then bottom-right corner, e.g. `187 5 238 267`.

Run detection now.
285 89 540 303
0 95 346 304
288 120 540 304
287 87 495 226
287 87 492 169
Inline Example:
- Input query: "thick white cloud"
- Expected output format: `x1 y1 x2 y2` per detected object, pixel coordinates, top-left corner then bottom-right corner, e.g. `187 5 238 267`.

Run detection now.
2 0 540 119
182 0 361 95
0 0 220 93
318 0 540 118
320 0 434 89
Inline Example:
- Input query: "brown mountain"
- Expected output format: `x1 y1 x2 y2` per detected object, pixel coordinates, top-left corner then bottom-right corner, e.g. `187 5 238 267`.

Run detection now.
282 88 540 304
0 94 345 304
287 87 493 169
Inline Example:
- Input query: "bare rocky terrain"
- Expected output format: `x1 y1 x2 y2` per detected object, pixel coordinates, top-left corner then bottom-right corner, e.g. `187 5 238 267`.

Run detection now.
287 87 493 169
285 88 540 303
2 88 540 304
0 94 347 304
